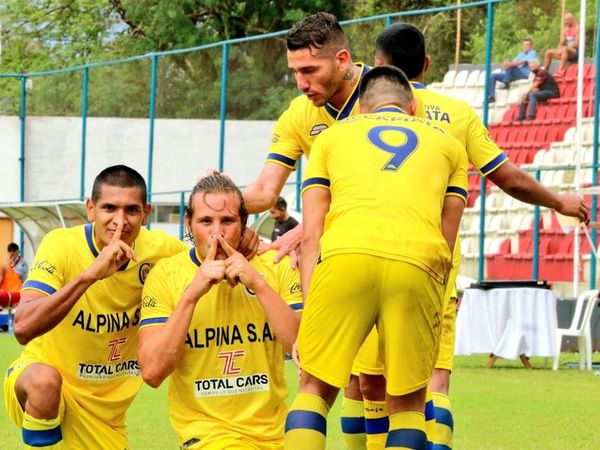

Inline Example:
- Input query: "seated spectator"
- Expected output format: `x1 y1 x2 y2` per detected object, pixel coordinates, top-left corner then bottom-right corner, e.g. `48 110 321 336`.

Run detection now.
544 12 579 79
269 197 299 242
7 242 28 281
517 59 559 121
488 38 538 103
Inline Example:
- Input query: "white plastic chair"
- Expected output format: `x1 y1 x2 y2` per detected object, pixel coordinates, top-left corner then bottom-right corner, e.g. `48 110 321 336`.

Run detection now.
553 289 598 370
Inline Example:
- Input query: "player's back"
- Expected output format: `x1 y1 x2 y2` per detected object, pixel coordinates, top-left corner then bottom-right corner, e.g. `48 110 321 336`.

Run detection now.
303 107 467 283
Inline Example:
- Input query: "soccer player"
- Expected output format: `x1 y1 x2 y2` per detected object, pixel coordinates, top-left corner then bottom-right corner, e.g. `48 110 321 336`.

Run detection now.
285 65 468 450
243 12 369 219
137 174 302 449
344 23 590 450
3 165 187 449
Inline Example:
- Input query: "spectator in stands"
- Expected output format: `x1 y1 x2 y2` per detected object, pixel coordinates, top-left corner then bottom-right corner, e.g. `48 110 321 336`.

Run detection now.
517 59 559 121
7 242 28 281
0 262 23 308
544 12 579 79
488 38 538 103
269 197 299 242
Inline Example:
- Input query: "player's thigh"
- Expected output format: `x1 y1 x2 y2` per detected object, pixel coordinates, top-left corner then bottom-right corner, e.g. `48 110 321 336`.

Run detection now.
353 326 385 377
198 438 282 450
377 261 444 396
298 254 380 389
435 265 459 371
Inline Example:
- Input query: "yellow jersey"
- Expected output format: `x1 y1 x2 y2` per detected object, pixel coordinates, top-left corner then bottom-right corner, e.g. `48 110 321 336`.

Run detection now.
140 249 302 447
20 224 187 427
302 107 468 284
412 82 507 175
412 82 507 266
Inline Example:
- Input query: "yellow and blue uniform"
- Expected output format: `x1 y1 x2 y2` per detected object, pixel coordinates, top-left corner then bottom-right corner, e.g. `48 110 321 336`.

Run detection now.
4 224 186 449
140 249 302 450
298 106 467 393
355 84 508 379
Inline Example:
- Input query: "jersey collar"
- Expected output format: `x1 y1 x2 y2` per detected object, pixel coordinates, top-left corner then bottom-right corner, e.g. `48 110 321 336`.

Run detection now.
84 223 131 271
189 247 202 267
324 62 370 121
374 105 407 114
410 81 426 90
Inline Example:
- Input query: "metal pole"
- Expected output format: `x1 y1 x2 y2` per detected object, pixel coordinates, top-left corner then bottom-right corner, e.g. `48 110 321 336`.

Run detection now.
386 16 393 26
532 170 541 279
179 191 185 240
147 54 158 205
218 43 229 172
80 67 89 201
295 159 303 212
590 0 600 289
478 0 495 281
19 76 27 250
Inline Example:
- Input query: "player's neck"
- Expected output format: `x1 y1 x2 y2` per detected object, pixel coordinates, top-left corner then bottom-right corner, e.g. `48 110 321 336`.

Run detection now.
329 63 361 110
412 73 426 84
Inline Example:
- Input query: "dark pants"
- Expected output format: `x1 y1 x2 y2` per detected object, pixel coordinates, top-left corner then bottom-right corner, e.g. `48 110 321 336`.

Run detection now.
518 90 559 119
488 66 528 97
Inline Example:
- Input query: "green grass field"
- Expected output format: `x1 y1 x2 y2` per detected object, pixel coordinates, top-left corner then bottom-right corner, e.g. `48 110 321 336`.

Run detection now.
1 333 599 449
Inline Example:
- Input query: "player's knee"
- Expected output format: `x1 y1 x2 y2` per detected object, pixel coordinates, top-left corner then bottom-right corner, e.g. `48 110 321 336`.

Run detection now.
344 375 363 401
24 364 62 400
359 374 386 401
299 371 339 406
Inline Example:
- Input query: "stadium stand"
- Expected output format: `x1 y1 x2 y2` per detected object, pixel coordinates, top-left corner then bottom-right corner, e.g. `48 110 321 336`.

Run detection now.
431 63 597 283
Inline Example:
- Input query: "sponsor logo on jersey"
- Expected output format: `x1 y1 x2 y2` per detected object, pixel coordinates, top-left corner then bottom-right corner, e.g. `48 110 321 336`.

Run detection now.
31 260 56 275
424 104 451 123
310 124 328 136
185 322 275 348
72 308 141 333
138 262 154 284
272 132 280 144
194 349 270 397
289 282 301 294
77 360 140 380
142 295 157 308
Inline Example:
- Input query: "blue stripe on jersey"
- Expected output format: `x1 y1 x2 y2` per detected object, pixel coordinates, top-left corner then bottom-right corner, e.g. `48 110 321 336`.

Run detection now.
301 177 330 191
22 426 62 446
432 444 452 450
22 280 57 295
285 410 327 435
140 317 168 327
341 417 366 434
365 416 390 434
324 103 339 119
480 152 508 175
290 303 303 311
189 247 201 267
374 106 406 114
411 82 427 89
386 428 427 449
434 407 454 430
266 153 297 169
446 186 468 200
85 223 99 257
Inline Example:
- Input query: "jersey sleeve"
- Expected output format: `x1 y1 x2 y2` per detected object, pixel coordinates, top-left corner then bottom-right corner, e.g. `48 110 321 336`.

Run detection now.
301 137 330 195
139 261 174 329
274 257 303 312
22 230 67 296
446 142 469 204
465 110 508 176
267 105 303 170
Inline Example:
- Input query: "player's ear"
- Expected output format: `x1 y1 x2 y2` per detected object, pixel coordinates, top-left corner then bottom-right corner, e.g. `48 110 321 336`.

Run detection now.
423 55 432 76
373 51 385 67
407 98 417 116
85 198 95 222
141 204 153 226
335 48 351 70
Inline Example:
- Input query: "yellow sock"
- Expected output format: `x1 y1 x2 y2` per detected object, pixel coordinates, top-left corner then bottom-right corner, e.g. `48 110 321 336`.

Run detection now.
431 392 453 450
424 388 436 447
386 411 426 449
22 411 63 449
285 393 329 450
364 399 388 450
341 397 367 450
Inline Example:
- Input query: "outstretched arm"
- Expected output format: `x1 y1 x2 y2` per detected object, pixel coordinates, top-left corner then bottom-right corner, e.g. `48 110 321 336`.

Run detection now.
14 221 136 344
487 161 589 221
243 163 293 214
